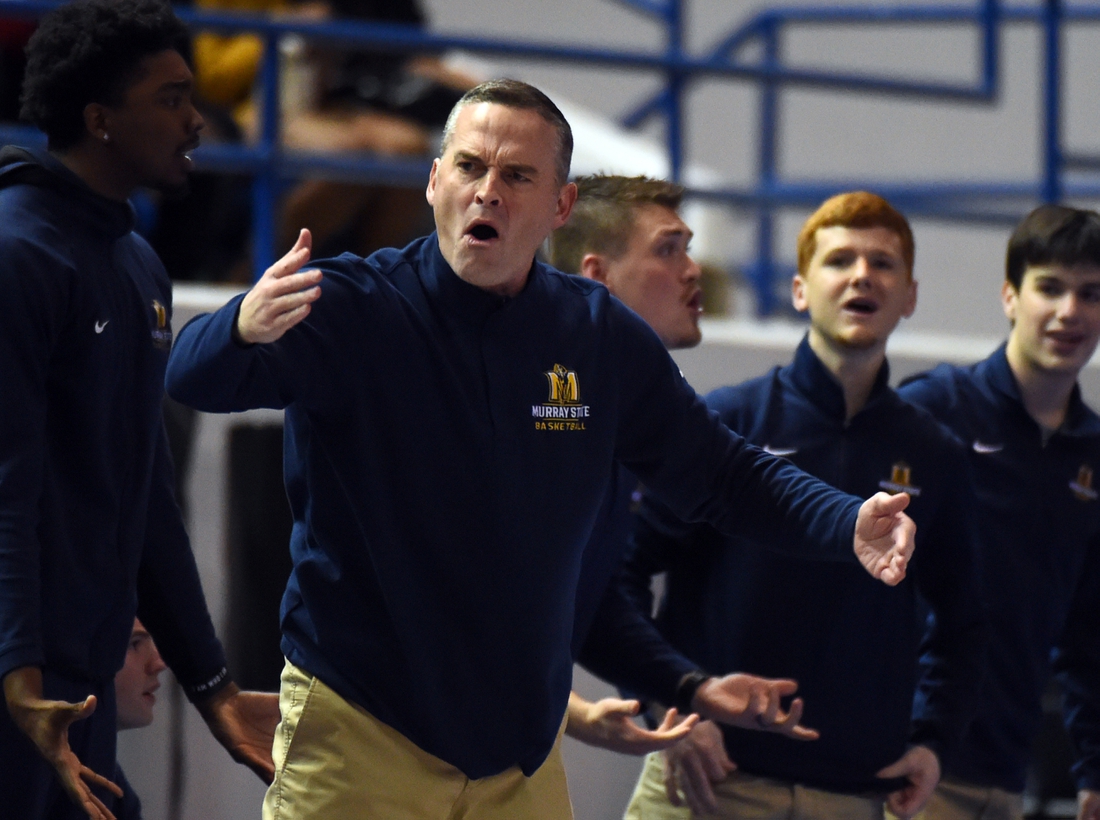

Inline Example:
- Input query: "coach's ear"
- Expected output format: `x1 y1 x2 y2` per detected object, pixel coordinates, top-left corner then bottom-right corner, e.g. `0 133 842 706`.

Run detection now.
579 253 609 283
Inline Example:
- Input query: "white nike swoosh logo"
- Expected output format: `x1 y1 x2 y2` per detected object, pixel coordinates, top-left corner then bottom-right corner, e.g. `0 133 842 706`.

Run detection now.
972 441 1003 454
94 320 109 334
763 445 798 457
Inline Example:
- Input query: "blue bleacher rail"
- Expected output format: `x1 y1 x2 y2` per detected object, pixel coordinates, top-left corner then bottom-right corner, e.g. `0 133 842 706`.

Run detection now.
0 0 1092 311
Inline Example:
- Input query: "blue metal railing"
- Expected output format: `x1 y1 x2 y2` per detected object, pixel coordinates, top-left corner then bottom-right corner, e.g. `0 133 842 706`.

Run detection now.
0 1 1094 310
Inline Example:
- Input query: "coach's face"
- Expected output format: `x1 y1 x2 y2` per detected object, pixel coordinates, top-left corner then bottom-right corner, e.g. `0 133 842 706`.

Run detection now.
427 102 576 297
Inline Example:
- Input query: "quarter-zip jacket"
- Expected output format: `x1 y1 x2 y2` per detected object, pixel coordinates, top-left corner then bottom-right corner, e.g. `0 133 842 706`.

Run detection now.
582 338 986 794
900 345 1100 793
166 235 869 779
0 146 227 695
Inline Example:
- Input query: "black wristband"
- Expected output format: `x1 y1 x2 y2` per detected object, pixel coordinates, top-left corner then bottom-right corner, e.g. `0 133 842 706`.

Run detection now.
674 670 711 714
183 666 232 702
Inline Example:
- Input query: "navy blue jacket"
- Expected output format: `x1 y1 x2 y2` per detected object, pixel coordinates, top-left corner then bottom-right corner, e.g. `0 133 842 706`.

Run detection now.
583 339 987 794
0 146 227 696
166 235 868 779
900 345 1100 793
113 764 142 820
571 464 640 656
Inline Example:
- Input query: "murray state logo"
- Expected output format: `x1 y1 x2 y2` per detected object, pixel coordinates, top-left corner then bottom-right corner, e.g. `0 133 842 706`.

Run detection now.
878 461 922 497
533 364 590 431
545 363 580 404
151 299 172 351
1070 464 1098 502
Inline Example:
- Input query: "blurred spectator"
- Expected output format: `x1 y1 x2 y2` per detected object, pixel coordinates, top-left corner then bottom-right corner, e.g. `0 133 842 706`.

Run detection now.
0 17 34 121
192 0 474 258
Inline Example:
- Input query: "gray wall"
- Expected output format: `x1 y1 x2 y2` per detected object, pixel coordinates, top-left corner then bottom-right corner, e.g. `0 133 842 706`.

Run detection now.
424 0 1100 336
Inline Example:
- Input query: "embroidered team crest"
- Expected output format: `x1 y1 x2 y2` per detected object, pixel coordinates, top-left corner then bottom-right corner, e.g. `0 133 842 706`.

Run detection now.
1070 464 1098 502
878 461 922 497
151 299 172 350
532 364 590 431
545 363 580 404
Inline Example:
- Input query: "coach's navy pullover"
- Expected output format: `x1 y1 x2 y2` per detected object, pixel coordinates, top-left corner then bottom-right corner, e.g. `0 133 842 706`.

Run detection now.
583 339 987 793
900 346 1100 793
167 235 868 779
0 147 227 695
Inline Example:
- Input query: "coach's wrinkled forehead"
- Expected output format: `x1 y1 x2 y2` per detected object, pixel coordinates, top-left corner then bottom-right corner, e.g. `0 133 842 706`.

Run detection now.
440 79 573 186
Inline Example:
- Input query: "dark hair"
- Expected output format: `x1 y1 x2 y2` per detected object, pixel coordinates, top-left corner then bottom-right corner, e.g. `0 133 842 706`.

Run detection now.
547 174 683 274
1005 204 1100 289
21 0 190 151
440 78 573 185
797 191 914 278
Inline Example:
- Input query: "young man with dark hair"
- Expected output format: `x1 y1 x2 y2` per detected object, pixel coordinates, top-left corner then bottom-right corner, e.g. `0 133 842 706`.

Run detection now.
580 191 987 820
0 2 278 818
900 204 1100 820
166 82 917 819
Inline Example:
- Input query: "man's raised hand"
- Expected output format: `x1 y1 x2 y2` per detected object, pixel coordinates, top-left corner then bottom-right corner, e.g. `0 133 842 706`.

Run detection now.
854 491 915 586
692 674 819 741
564 692 698 755
236 228 322 345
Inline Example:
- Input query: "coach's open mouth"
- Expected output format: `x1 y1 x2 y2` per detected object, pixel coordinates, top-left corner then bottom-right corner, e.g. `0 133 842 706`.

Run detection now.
466 221 500 242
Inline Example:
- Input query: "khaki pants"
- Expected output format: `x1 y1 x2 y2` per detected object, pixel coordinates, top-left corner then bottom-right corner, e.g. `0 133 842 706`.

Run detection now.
919 777 1024 820
625 751 885 820
263 660 573 820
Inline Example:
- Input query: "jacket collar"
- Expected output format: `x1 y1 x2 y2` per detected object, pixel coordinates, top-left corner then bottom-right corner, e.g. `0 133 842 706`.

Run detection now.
977 343 1100 437
785 334 892 422
419 233 537 324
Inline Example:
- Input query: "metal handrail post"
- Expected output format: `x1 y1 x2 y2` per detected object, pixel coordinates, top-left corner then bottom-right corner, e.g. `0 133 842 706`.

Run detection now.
1041 0 1063 204
251 31 281 276
664 0 686 182
980 0 1001 97
753 15 781 315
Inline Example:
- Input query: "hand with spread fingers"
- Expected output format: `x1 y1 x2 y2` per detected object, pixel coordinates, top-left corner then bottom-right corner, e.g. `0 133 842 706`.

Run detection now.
236 228 324 345
877 745 940 819
196 684 282 784
3 666 123 820
662 719 736 815
564 692 698 755
854 491 915 586
691 674 819 740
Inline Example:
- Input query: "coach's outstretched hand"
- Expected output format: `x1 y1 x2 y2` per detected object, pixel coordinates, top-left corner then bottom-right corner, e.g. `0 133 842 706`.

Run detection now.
564 692 698 754
854 491 915 586
3 666 122 820
692 673 818 741
197 683 281 784
236 228 322 345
